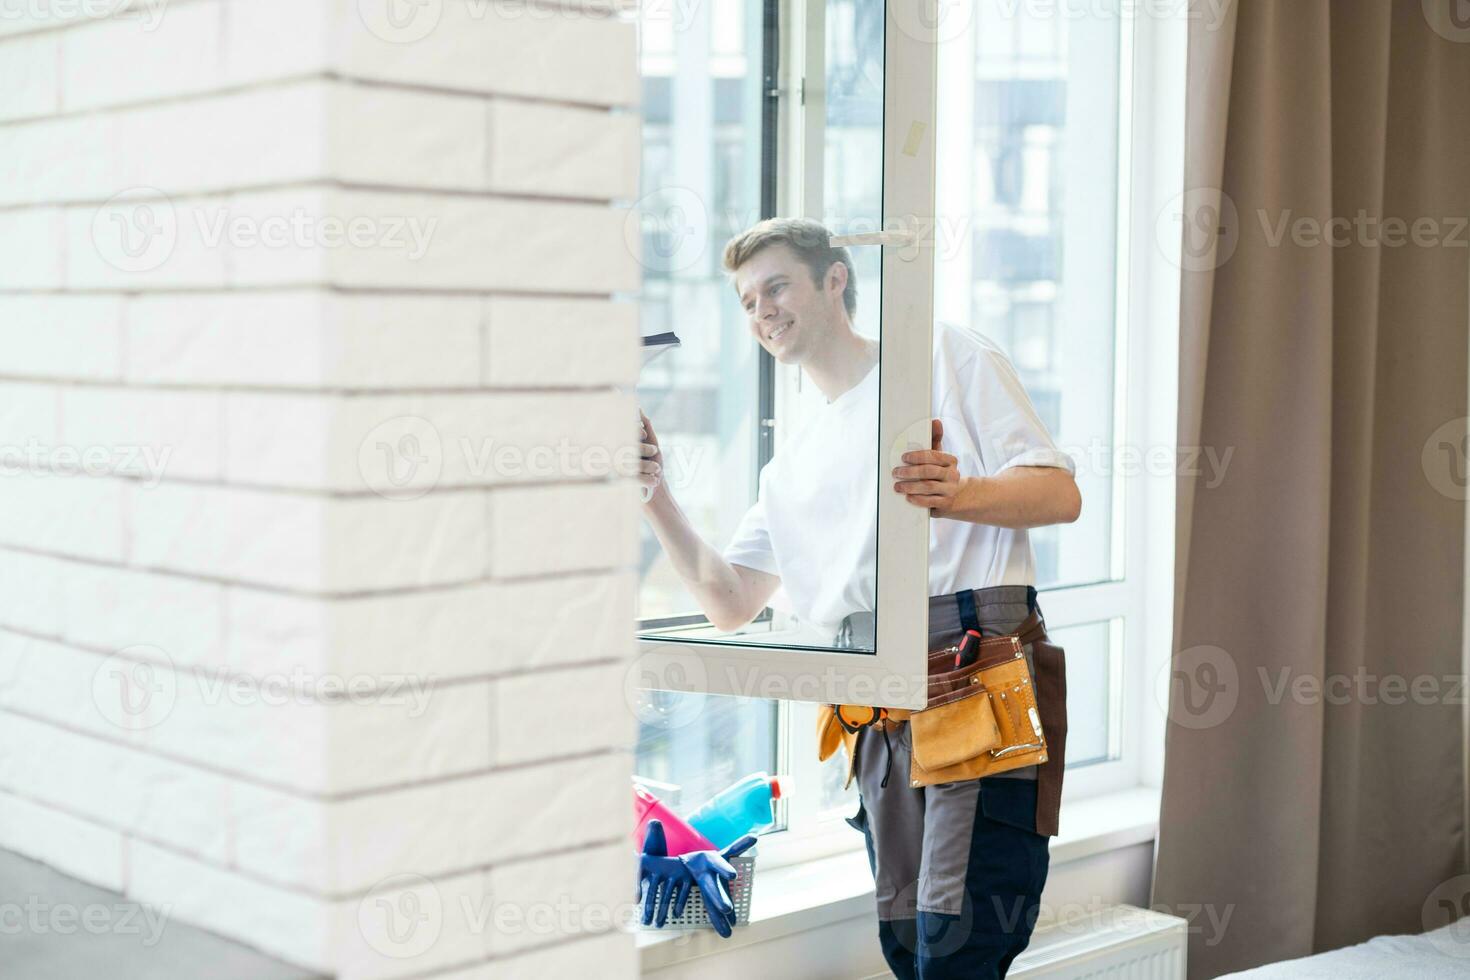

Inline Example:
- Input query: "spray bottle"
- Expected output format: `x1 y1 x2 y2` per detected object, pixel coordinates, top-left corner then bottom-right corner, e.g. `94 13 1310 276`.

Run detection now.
633 782 717 855
686 773 784 851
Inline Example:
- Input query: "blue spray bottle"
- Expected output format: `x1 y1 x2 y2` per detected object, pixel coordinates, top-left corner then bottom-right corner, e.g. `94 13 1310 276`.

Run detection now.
686 773 784 850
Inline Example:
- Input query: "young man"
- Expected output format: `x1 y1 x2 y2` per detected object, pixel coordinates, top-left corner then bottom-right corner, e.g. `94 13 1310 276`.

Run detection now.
638 218 1080 979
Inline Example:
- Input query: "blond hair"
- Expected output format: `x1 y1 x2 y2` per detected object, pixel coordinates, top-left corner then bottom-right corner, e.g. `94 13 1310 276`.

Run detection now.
720 218 857 318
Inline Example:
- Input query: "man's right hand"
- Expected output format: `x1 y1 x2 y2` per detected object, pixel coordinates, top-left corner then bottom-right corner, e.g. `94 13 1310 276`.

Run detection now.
635 410 781 631
638 409 665 502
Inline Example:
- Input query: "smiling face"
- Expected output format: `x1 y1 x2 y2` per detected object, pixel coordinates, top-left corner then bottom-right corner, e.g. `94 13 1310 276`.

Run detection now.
734 244 850 365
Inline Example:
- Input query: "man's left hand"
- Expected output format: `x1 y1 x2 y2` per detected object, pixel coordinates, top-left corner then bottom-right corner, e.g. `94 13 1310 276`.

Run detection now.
892 419 972 515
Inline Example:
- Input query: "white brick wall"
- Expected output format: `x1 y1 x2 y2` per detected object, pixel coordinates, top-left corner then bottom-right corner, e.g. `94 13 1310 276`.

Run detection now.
0 1 641 976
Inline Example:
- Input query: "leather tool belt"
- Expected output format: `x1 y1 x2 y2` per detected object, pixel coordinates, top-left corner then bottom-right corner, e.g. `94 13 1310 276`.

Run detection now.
817 608 1055 792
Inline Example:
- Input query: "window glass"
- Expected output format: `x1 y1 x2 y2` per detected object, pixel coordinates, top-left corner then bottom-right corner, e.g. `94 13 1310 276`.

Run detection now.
632 0 780 817
632 691 779 816
823 0 885 333
1047 619 1118 767
636 0 890 655
934 2 1121 588
634 0 764 624
634 0 1129 834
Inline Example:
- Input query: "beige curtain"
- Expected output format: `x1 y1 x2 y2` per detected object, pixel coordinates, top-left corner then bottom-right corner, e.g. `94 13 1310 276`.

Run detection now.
1152 1 1470 977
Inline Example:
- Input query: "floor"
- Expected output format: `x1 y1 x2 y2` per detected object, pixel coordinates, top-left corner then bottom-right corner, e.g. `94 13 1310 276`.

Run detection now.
0 849 324 980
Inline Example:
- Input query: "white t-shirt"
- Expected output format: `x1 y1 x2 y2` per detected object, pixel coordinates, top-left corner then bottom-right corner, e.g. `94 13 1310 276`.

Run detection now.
721 322 1076 633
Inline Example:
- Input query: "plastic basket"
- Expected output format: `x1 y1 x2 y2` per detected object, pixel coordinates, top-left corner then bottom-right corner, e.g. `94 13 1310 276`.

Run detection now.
638 851 757 931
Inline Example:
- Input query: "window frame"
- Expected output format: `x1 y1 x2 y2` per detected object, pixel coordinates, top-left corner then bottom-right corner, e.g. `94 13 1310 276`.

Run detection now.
758 1 1187 869
634 0 941 712
631 0 1187 870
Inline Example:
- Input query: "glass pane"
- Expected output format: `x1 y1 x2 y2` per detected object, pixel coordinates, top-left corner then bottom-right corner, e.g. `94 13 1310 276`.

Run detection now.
1048 618 1117 766
634 0 763 624
817 731 859 814
824 0 885 333
635 0 891 654
632 0 779 812
933 2 1121 589
632 692 780 819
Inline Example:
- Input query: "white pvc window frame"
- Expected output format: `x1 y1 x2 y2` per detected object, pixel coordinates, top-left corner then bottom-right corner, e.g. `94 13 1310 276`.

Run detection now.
761 3 1188 869
634 0 941 711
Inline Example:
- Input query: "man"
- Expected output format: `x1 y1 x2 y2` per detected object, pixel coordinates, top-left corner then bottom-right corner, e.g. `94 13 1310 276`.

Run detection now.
638 218 1080 978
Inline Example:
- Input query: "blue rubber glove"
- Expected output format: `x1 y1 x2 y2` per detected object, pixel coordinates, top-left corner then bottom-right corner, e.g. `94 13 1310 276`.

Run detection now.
638 820 696 928
677 834 758 938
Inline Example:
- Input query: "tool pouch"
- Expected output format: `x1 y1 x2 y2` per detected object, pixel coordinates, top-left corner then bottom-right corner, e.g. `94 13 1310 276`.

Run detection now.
817 605 1070 834
816 703 848 762
818 611 1052 791
816 703 862 790
909 690 1001 771
903 631 1049 788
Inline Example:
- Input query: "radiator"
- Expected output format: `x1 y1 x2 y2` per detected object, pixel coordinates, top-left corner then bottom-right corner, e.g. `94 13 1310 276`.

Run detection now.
1012 905 1187 979
861 905 1187 980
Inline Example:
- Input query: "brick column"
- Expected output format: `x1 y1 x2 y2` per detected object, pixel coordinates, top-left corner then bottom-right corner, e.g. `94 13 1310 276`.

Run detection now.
0 1 642 976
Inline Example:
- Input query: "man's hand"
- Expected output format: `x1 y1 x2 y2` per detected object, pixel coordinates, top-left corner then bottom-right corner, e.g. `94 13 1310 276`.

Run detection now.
894 418 1083 527
892 419 969 515
638 409 665 502
636 410 782 629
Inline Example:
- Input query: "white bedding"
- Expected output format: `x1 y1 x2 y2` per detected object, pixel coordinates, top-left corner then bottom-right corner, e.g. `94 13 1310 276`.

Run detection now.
1217 919 1470 978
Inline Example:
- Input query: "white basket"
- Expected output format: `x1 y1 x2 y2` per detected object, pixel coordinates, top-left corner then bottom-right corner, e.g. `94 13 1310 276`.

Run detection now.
638 852 757 931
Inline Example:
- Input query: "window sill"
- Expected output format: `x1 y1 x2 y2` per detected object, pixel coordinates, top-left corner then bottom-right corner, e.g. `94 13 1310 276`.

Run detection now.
636 785 1160 972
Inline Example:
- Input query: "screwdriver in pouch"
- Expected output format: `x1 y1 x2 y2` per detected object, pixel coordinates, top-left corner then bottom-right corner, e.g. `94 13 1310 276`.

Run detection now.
954 629 984 669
